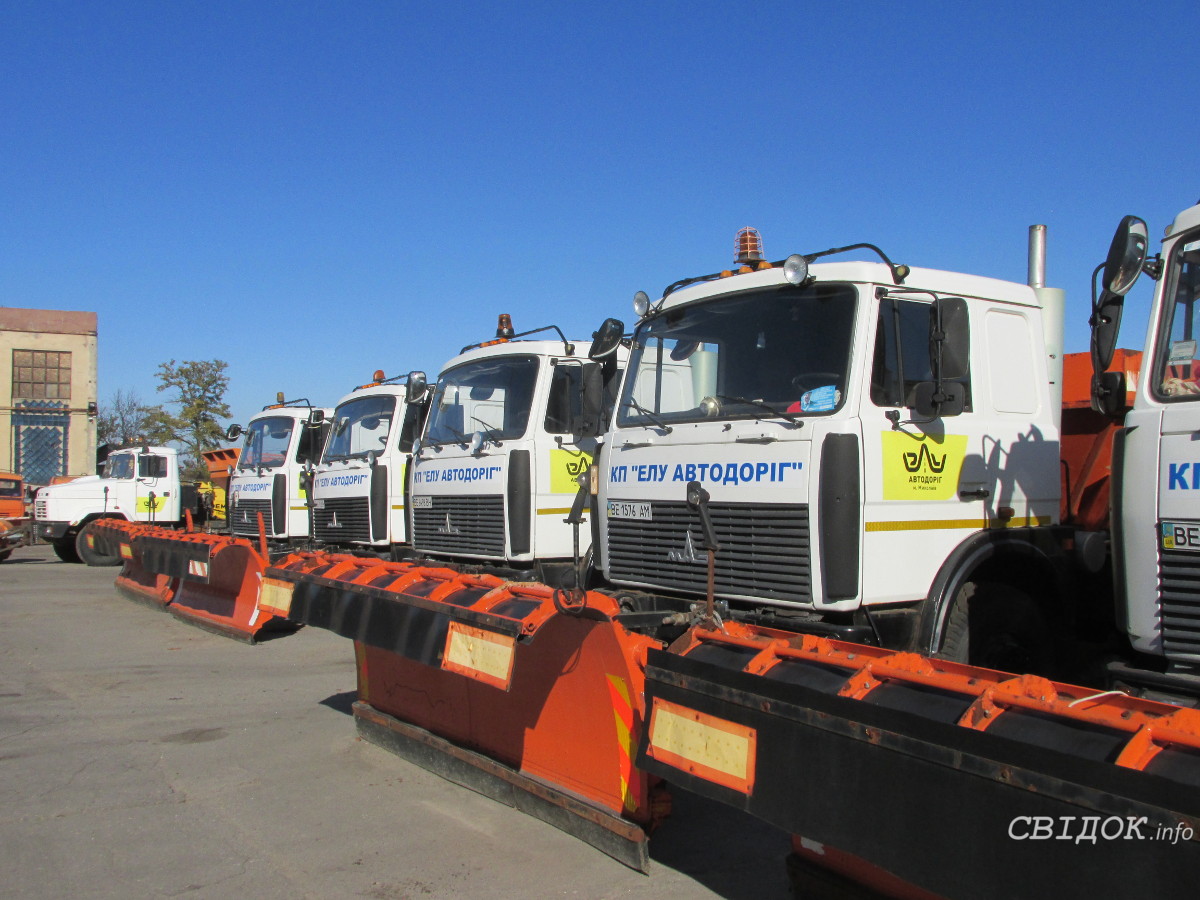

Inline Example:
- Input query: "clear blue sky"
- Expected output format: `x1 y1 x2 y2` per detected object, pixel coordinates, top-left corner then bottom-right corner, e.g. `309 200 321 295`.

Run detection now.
3 1 1197 428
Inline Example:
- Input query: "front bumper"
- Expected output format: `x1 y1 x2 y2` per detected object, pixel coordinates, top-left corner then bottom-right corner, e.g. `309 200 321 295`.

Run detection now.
35 520 71 541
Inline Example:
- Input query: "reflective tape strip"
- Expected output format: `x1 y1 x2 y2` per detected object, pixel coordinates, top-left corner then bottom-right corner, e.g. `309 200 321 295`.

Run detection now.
537 507 583 516
119 543 133 559
86 533 95 548
442 622 516 690
647 697 756 794
259 578 294 616
607 675 640 814
865 515 1052 532
188 560 209 578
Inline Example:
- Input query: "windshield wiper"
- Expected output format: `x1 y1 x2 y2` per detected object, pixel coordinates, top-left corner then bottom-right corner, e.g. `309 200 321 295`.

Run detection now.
433 422 470 447
716 394 804 426
623 396 673 433
471 416 503 445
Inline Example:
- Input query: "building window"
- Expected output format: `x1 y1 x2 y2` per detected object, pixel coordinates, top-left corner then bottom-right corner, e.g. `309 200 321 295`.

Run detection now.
12 349 72 400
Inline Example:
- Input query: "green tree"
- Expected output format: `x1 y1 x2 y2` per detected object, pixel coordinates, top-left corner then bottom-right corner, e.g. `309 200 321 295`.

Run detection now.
150 359 232 481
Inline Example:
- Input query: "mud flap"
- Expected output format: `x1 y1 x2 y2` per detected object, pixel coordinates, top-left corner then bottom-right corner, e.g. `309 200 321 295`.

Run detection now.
637 630 1200 900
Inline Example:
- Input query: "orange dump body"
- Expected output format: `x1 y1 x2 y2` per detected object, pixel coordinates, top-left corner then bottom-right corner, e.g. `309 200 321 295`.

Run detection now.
1059 349 1141 531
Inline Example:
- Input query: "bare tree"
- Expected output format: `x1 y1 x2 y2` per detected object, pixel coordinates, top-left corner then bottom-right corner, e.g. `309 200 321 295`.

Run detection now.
96 388 157 447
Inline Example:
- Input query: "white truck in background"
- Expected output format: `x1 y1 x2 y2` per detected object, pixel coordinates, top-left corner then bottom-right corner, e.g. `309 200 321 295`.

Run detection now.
308 371 429 555
224 395 331 548
410 315 626 583
33 446 206 565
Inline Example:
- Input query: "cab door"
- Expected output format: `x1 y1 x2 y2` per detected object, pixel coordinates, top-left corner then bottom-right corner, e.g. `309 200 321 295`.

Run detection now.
860 293 1058 609
135 453 170 521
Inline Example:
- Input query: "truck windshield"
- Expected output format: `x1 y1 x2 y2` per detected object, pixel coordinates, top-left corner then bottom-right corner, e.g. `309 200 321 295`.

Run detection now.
618 283 858 427
0 478 21 497
1156 234 1200 400
322 396 397 461
104 454 135 479
238 416 295 470
425 355 540 445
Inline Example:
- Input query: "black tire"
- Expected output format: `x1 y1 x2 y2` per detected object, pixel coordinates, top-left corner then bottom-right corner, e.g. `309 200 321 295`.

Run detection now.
53 536 81 564
75 521 123 567
0 548 12 563
937 581 1054 676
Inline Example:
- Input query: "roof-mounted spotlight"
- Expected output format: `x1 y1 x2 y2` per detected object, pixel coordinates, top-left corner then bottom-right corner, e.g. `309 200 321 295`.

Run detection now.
633 290 651 317
783 254 810 285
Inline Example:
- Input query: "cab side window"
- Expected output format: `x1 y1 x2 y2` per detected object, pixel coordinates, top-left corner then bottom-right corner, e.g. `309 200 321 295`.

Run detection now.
545 366 582 434
870 298 971 409
138 455 168 478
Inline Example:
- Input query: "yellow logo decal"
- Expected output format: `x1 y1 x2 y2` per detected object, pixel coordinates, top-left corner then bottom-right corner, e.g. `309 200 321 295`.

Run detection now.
881 432 967 500
136 495 165 512
549 449 593 494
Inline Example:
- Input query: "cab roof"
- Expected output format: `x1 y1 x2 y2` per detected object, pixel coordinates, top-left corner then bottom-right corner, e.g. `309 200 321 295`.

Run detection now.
657 260 1041 313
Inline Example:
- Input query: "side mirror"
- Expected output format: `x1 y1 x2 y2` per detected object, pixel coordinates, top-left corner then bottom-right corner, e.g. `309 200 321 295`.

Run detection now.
931 298 970 381
225 423 243 441
1091 216 1149 374
307 409 324 426
589 318 625 360
577 363 605 437
1103 215 1149 296
406 371 428 403
913 381 966 419
1091 371 1131 417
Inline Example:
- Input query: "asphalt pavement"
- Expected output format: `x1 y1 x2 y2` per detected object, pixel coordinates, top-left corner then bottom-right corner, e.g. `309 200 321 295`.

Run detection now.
0 543 791 899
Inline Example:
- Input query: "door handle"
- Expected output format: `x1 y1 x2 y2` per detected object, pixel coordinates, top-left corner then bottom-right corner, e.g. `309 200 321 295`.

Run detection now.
958 488 990 500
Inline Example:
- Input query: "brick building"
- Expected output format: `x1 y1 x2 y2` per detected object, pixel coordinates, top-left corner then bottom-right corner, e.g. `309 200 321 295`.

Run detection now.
0 308 98 486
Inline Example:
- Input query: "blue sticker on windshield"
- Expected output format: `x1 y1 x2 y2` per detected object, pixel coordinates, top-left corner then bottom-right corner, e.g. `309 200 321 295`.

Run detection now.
800 385 840 412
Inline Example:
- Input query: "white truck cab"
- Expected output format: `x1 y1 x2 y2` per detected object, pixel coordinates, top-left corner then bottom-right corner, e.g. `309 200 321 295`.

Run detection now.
598 230 1066 664
1092 205 1200 692
309 371 427 554
410 316 625 579
33 445 198 564
224 397 331 547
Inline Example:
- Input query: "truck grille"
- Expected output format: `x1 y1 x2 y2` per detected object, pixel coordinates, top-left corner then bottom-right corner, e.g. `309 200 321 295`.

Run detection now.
313 496 372 543
35 499 46 519
608 501 812 605
229 498 273 537
412 495 505 557
1158 545 1200 661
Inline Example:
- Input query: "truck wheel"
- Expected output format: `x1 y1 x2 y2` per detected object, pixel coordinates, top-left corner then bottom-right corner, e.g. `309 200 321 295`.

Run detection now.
938 581 1054 676
76 521 122 567
53 536 81 564
0 549 11 563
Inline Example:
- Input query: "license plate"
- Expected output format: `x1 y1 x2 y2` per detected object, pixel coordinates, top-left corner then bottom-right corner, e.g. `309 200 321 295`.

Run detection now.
1162 521 1200 551
608 500 652 521
313 498 325 509
411 495 432 509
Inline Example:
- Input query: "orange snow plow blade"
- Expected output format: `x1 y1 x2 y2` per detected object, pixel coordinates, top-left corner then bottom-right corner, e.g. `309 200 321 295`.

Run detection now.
265 552 667 870
638 621 1200 900
91 519 176 608
93 520 296 642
